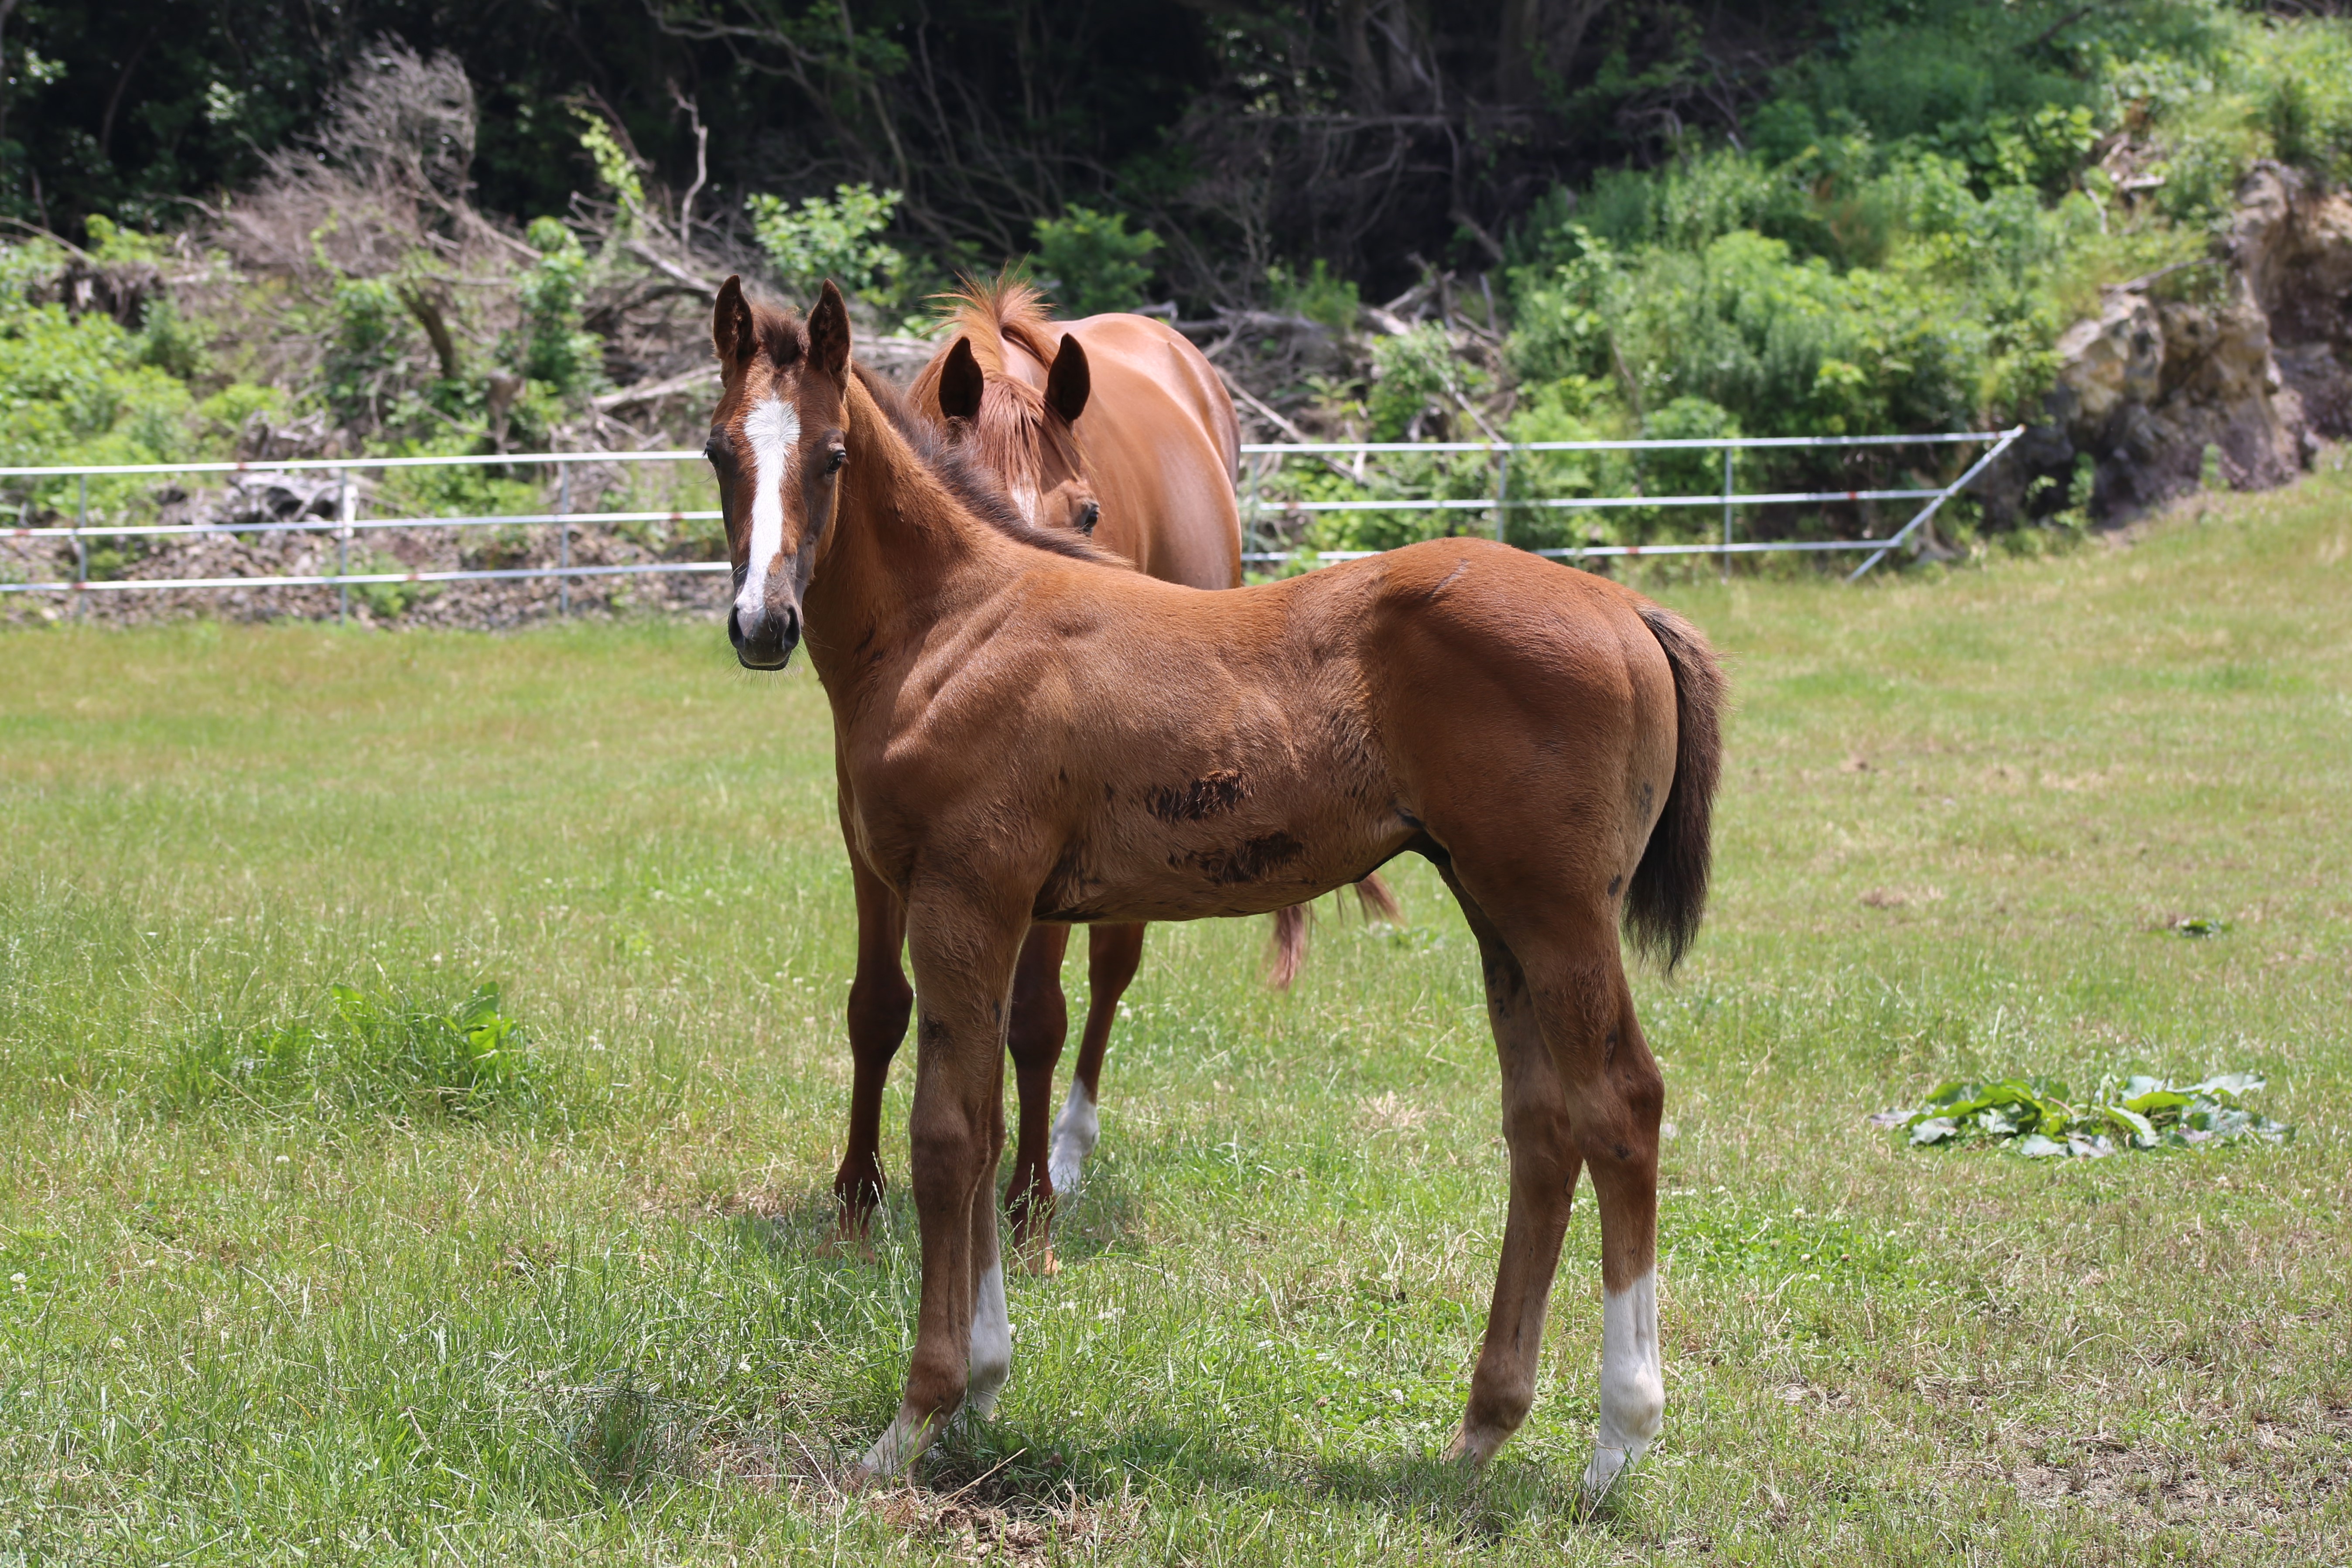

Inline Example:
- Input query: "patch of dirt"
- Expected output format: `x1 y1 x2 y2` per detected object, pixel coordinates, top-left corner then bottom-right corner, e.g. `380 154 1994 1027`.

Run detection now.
867 1482 1145 1567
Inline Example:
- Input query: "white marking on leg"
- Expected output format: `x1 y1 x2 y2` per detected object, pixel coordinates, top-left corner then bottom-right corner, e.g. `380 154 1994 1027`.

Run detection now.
1047 1082 1098 1194
856 1405 933 1483
965 1261 1011 1418
734 395 800 622
1582 1267 1664 1503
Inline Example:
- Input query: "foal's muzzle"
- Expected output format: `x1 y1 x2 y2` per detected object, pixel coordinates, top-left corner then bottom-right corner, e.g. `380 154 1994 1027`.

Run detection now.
728 601 799 670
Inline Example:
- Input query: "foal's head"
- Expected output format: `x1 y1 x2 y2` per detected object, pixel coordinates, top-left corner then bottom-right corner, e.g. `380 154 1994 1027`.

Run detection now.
707 276 852 670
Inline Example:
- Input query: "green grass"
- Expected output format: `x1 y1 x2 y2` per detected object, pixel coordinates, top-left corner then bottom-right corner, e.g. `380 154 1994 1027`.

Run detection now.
3 465 2349 1565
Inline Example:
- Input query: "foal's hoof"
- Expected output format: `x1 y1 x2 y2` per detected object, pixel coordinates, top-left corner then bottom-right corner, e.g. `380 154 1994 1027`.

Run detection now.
1577 1442 1646 1510
1018 1238 1060 1277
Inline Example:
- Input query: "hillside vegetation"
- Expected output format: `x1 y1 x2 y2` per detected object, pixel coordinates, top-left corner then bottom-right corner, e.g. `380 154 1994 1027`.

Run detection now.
4 1 2352 587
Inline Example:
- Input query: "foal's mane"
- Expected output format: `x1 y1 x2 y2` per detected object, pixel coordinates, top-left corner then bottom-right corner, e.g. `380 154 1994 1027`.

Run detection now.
906 276 1089 507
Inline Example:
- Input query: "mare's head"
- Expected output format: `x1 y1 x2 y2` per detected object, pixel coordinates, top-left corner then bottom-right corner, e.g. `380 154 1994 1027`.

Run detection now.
913 281 1100 539
707 276 853 670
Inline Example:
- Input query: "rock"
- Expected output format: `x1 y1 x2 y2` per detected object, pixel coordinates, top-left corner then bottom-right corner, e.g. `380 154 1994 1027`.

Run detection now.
2009 160 2349 528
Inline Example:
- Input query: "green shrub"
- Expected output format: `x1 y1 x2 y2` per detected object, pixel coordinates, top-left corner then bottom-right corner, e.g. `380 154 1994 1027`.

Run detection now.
1031 205 1159 317
1268 258 1359 331
154 981 556 1124
513 218 602 404
0 239 193 508
746 183 906 307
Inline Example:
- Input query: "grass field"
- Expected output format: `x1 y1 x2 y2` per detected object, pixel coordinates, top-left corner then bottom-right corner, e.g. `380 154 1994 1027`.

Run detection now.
3 466 2349 1565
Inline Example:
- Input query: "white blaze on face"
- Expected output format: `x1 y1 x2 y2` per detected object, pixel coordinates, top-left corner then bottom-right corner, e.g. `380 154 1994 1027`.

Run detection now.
735 394 800 620
1582 1267 1664 1502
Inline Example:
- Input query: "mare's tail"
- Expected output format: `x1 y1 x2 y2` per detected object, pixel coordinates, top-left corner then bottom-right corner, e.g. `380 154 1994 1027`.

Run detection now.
1265 874 1402 989
1624 605 1725 971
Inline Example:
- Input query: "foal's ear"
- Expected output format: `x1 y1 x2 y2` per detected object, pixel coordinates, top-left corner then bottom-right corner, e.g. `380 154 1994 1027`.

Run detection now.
807 279 852 381
938 337 984 420
1044 333 1091 424
712 276 758 373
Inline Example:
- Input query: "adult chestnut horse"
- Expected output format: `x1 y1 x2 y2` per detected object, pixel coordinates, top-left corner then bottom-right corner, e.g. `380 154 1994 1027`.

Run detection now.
835 279 1392 1260
708 280 1722 1502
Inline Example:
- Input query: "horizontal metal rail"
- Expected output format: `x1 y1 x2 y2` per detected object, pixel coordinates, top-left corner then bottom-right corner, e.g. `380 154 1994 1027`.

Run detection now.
2 428 2020 601
1238 430 2005 456
1256 487 1944 515
0 450 701 479
1 561 728 595
1244 537 1909 564
6 509 721 541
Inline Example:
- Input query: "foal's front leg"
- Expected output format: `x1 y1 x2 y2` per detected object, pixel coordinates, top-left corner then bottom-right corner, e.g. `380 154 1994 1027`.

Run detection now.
855 896 1026 1484
835 796 913 1233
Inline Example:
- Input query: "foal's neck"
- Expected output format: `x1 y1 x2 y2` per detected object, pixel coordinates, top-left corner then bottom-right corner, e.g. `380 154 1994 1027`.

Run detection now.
803 370 1008 702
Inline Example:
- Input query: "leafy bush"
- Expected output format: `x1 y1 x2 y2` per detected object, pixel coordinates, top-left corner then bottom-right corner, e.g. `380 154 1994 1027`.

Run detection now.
1268 258 1359 331
0 239 193 507
747 183 906 306
513 217 602 402
1031 205 1159 317
154 981 560 1123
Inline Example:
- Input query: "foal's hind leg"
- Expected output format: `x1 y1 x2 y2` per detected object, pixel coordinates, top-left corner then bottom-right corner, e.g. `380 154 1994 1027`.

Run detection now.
1529 950 1665 1503
1439 884 1581 1467
1050 921 1145 1194
1552 968 1665 1504
1004 922 1072 1267
836 823 913 1234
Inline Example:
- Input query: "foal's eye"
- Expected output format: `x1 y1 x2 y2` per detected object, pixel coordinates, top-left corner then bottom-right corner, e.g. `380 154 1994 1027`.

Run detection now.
825 448 848 474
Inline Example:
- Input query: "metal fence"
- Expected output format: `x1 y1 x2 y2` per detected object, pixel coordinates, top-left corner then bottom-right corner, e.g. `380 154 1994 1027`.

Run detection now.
2 427 2020 613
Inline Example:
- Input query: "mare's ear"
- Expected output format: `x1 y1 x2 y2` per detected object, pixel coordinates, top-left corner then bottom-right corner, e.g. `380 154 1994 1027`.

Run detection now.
712 276 757 373
1044 333 1091 424
938 337 984 420
807 279 852 381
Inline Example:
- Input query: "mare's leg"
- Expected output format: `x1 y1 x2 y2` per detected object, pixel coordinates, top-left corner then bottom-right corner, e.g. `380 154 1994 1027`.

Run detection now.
855 894 1025 1483
1437 877 1581 1467
1050 921 1145 1193
1004 922 1071 1264
835 815 912 1233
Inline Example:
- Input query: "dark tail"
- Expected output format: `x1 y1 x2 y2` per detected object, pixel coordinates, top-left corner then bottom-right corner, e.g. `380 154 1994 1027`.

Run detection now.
1625 605 1725 971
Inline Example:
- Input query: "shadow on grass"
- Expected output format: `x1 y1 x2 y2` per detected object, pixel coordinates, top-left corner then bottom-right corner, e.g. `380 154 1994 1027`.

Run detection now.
925 1411 1603 1539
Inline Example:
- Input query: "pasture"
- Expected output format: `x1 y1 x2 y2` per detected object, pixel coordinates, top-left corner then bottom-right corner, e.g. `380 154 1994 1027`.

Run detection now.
3 469 2348 1565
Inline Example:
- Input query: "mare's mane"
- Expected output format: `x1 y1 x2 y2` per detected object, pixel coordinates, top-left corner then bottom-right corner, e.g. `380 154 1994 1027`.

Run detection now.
906 277 1090 508
847 361 1116 567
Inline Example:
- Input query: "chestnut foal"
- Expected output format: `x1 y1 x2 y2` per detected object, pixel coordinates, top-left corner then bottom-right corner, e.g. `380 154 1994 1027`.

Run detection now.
708 281 1723 1503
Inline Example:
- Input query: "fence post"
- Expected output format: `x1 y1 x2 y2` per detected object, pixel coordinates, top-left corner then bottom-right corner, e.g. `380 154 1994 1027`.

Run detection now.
557 464 571 619
72 473 87 619
1495 444 1511 545
335 468 351 626
1720 446 1733 583
1241 452 1262 564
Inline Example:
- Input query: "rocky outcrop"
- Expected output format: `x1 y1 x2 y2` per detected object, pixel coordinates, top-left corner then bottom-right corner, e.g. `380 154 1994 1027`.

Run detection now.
1994 161 2350 527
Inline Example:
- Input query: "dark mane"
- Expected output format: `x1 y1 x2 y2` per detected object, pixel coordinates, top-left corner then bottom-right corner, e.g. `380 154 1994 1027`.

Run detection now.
849 360 1119 567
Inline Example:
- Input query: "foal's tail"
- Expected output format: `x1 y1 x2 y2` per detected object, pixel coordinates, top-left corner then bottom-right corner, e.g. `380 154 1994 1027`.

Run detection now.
1625 605 1726 972
1266 874 1402 989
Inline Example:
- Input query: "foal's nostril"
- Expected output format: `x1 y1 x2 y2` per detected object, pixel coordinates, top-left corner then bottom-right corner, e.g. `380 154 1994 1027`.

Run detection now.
727 605 746 649
778 605 800 650
1078 502 1100 535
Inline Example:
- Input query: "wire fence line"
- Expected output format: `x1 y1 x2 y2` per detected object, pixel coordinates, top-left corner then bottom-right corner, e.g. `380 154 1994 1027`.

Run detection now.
2 427 2021 613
